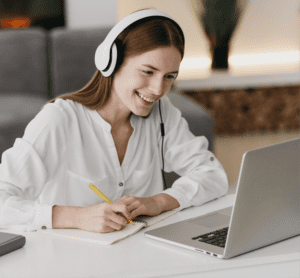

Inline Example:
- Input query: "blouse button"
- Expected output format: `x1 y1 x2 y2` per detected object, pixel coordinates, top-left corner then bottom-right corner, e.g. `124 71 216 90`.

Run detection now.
210 157 214 161
42 226 47 229
119 182 123 187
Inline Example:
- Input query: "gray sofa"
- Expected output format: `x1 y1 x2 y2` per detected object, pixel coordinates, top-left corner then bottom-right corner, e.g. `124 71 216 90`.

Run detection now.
0 27 214 188
0 28 50 155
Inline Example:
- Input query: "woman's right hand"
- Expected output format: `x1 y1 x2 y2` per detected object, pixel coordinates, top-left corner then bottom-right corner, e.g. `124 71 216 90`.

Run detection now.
75 202 131 233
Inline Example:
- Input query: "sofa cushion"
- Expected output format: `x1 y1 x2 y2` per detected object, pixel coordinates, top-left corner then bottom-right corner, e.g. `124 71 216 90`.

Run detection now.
0 93 48 160
0 28 48 97
49 27 111 97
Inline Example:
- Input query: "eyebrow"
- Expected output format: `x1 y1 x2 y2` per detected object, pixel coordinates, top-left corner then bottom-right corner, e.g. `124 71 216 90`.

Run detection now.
142 64 179 74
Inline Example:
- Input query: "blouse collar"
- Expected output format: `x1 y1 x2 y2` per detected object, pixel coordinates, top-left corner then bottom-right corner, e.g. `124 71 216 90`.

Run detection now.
86 108 136 133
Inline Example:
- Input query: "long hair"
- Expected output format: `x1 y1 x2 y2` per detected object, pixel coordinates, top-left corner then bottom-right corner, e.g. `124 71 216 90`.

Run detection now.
47 15 185 110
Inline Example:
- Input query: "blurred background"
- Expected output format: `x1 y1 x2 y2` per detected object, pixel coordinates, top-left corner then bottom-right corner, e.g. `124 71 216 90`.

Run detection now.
0 0 299 191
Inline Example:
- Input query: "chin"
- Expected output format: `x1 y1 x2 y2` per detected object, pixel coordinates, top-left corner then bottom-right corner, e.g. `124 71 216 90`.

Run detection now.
134 108 152 118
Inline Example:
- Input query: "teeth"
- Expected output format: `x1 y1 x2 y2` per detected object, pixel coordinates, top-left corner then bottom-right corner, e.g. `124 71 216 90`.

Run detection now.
136 92 154 103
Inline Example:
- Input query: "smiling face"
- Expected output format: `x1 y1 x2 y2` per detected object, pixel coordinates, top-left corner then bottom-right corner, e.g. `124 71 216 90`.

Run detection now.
110 46 182 117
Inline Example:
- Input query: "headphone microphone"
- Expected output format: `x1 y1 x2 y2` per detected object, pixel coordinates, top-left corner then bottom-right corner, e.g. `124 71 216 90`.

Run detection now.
95 9 184 189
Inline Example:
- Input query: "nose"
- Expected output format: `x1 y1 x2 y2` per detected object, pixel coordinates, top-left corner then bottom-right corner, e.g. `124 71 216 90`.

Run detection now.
148 76 165 96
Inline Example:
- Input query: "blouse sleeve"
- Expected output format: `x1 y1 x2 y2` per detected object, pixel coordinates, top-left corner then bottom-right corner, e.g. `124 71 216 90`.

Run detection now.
159 96 229 210
0 102 68 231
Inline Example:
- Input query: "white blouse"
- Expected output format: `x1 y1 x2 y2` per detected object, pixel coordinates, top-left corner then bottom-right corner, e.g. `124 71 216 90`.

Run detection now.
0 95 228 231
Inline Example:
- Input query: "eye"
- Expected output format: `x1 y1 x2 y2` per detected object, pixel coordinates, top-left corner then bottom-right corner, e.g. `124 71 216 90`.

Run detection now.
165 74 177 80
142 70 153 75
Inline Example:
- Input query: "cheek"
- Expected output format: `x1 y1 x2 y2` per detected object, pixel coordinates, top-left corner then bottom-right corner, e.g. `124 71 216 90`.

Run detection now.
114 78 134 97
163 82 173 94
113 68 148 94
122 78 135 88
118 71 143 88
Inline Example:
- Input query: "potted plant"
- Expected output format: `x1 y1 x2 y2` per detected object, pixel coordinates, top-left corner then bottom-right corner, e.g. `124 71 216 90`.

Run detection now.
199 0 248 70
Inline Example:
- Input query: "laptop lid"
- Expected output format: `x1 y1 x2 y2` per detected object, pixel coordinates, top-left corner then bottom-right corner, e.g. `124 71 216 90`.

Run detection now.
145 138 300 259
223 137 300 258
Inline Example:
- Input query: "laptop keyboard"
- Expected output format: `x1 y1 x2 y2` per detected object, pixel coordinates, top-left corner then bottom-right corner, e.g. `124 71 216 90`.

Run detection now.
192 227 228 248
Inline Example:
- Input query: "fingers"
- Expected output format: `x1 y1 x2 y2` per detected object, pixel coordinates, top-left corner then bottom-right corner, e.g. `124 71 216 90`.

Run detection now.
129 206 144 220
91 218 126 233
111 212 129 227
111 202 132 221
102 203 130 228
80 203 130 233
82 196 161 234
106 218 127 231
117 196 148 219
118 196 162 219
115 196 136 207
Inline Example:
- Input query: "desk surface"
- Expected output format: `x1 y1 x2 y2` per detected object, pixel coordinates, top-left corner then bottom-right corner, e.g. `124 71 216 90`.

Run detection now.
1 194 299 278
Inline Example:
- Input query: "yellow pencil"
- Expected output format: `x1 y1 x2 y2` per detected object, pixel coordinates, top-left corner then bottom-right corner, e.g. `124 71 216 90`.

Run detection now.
89 183 134 225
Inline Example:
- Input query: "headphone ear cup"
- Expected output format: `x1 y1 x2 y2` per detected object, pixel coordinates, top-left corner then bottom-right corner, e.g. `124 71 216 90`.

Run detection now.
100 43 118 77
95 43 109 71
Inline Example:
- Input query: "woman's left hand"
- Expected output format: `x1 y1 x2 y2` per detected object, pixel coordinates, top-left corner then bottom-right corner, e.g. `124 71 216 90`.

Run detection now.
115 193 180 220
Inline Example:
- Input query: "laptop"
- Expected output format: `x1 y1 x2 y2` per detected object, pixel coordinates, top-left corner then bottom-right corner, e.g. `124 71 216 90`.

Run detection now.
145 138 300 259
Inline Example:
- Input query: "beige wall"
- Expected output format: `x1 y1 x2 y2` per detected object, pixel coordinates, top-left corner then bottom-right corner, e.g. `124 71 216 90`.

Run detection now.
229 0 300 75
65 0 118 29
116 0 300 78
65 0 300 78
231 0 300 56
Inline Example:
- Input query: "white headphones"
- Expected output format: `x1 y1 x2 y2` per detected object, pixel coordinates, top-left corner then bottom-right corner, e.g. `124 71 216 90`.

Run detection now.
94 9 184 77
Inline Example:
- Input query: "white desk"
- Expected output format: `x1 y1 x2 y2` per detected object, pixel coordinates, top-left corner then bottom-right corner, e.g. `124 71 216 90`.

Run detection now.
1 194 299 278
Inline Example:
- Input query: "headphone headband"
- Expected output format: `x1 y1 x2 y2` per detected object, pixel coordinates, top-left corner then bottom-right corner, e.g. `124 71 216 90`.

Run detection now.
95 9 184 77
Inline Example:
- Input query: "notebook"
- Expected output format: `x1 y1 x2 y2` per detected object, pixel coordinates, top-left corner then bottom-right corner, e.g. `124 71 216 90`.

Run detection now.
0 231 26 256
40 210 177 245
145 138 300 259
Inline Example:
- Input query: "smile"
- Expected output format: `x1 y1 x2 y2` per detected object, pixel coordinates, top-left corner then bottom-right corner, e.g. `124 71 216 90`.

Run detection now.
136 91 155 103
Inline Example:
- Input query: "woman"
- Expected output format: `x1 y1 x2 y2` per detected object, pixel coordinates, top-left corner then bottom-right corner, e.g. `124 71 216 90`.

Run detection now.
0 9 228 233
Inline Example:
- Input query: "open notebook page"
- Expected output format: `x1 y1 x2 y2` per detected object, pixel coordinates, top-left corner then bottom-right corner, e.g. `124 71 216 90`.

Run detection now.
39 210 177 245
